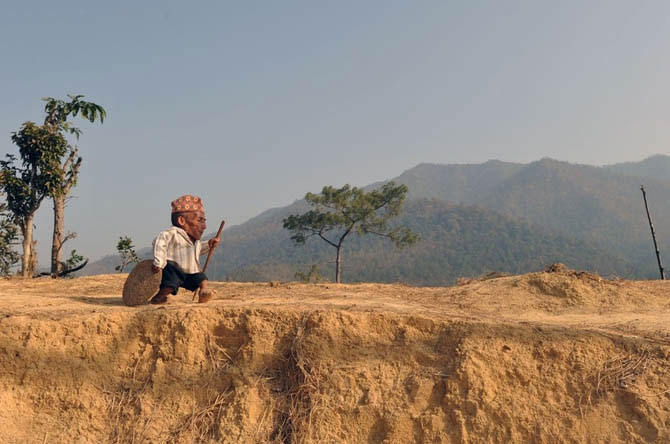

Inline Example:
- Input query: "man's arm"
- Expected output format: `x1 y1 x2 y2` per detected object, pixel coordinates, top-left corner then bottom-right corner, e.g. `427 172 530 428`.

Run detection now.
152 231 170 272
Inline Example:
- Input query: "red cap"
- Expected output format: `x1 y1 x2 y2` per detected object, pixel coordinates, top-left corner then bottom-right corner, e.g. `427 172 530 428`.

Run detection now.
171 195 203 213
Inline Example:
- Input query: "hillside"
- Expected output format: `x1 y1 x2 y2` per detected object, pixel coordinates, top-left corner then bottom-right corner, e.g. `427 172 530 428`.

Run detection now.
395 159 670 268
379 159 524 203
207 199 633 284
1 269 669 442
86 155 670 281
88 199 634 285
393 157 670 277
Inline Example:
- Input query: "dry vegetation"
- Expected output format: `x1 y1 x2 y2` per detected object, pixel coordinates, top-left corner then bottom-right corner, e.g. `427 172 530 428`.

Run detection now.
0 265 669 443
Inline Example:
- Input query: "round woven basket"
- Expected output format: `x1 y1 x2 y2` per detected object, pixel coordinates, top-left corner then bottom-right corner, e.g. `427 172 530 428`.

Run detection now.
122 260 162 307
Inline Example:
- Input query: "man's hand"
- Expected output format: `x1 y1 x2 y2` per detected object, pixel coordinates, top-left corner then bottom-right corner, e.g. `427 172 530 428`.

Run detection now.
208 237 220 249
152 265 162 274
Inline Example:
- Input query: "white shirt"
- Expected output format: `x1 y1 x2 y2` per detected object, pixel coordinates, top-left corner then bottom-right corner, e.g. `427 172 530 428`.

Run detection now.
152 226 211 274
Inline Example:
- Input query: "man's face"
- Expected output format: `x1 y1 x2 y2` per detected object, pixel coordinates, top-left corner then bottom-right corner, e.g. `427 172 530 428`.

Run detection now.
179 210 207 241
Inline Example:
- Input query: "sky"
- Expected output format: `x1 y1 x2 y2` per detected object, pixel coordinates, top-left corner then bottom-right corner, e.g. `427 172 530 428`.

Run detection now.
2 0 670 265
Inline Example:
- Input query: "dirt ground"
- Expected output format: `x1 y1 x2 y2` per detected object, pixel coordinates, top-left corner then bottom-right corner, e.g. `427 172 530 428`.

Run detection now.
0 265 669 443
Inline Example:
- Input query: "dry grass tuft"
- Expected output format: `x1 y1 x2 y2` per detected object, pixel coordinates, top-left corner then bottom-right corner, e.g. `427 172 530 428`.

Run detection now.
166 390 234 444
579 351 653 418
204 333 235 373
266 318 337 444
102 353 161 444
593 352 651 393
103 379 156 444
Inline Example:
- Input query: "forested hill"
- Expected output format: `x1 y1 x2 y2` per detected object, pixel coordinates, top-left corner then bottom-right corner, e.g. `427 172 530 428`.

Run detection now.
86 155 670 282
380 160 525 203
202 199 632 285
392 156 670 276
87 198 633 285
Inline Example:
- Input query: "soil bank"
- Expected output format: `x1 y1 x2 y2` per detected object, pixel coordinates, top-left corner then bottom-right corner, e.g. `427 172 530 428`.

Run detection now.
0 268 669 443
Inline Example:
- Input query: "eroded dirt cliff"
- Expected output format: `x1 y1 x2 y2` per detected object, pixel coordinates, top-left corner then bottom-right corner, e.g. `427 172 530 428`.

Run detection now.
0 268 669 443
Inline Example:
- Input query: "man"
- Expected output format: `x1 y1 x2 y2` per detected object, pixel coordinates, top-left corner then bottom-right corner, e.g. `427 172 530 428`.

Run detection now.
149 195 220 304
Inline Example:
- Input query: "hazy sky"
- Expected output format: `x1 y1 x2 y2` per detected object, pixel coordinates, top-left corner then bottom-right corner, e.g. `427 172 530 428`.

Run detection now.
2 1 670 264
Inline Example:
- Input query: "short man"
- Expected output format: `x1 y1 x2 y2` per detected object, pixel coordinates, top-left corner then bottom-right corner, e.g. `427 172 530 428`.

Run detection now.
149 195 220 304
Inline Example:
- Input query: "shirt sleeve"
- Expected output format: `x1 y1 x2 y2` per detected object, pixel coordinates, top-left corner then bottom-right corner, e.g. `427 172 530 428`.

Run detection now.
153 231 170 268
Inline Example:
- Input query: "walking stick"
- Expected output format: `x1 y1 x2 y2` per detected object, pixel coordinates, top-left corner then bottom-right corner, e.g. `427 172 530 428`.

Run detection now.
193 220 226 301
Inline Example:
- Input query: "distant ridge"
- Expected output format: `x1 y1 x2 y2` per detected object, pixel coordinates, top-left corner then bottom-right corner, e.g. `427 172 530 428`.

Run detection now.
605 154 670 183
86 155 670 282
393 156 670 275
392 159 524 202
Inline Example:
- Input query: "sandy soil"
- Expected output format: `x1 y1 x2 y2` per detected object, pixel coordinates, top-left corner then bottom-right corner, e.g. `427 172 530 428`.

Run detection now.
0 266 669 443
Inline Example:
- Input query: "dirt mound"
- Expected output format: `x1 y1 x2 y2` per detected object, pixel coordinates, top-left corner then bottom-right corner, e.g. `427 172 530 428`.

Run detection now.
447 264 669 316
0 270 669 443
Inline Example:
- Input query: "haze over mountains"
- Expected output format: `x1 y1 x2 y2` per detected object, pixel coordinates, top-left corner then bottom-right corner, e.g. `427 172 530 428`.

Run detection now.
86 155 670 284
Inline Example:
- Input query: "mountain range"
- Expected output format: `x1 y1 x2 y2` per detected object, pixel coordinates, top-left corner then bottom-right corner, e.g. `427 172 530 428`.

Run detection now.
85 155 670 284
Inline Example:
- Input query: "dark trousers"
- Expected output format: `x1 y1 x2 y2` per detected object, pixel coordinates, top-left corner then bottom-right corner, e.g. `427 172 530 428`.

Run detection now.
160 261 207 295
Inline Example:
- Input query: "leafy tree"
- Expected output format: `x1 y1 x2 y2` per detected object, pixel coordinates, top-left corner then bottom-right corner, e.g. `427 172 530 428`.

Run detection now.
1 122 69 276
115 236 140 272
0 202 20 276
41 94 106 277
283 182 417 283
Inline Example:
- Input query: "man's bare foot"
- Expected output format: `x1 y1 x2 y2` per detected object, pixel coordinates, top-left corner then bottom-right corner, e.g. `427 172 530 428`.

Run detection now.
151 287 174 305
150 294 169 304
198 289 215 304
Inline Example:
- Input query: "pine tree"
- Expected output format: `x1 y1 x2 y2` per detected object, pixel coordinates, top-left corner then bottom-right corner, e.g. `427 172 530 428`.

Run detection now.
283 182 417 283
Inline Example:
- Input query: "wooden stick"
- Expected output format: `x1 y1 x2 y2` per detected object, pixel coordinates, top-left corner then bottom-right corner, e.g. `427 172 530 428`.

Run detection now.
641 186 665 280
203 220 225 273
193 220 226 301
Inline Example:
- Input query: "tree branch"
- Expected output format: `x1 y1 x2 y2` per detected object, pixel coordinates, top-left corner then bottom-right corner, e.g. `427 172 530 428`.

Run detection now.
56 231 77 256
361 228 393 238
373 195 395 212
63 156 81 193
317 231 338 248
337 224 355 247
37 258 88 277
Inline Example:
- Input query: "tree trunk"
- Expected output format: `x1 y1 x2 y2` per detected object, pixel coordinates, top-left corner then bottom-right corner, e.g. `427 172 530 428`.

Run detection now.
51 195 65 277
335 245 342 283
20 214 34 277
30 240 37 277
